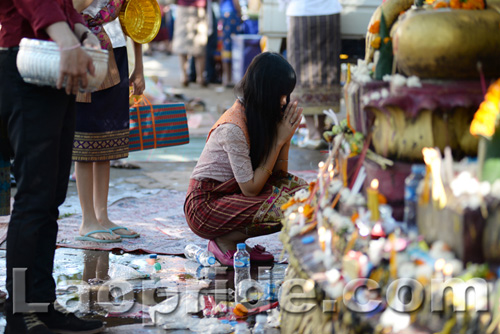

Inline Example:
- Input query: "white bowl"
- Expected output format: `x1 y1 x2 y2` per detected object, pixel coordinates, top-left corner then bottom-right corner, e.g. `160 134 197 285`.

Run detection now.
16 38 109 93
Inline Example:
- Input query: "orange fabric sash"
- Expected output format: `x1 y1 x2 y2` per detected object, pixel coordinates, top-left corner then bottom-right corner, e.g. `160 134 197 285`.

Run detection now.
207 99 250 145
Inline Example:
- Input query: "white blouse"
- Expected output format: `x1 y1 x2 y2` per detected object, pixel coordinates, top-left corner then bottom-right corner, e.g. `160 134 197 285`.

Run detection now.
191 123 254 183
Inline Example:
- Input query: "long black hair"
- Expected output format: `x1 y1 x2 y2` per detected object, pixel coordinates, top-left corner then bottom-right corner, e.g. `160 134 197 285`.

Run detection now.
235 52 297 170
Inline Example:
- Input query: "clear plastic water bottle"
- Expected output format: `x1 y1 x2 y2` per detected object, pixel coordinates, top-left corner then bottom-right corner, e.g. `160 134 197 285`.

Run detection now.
234 243 251 303
184 261 216 279
403 164 426 229
253 314 267 334
184 244 216 267
234 322 250 334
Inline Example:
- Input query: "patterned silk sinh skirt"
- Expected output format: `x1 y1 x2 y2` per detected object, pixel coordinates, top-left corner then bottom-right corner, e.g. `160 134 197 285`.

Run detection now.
184 173 308 240
287 14 342 115
72 47 130 162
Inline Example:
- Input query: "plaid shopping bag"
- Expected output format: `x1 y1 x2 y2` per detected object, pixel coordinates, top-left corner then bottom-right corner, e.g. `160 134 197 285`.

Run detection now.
129 96 189 152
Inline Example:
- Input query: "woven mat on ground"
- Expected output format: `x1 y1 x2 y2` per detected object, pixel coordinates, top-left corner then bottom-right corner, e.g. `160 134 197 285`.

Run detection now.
0 170 317 258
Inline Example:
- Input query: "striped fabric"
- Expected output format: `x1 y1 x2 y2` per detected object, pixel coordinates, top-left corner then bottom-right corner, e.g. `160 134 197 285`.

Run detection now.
184 173 308 240
287 14 342 115
129 102 190 152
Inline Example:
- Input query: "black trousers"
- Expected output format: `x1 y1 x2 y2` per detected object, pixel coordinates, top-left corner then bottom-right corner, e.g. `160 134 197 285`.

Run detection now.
0 49 75 308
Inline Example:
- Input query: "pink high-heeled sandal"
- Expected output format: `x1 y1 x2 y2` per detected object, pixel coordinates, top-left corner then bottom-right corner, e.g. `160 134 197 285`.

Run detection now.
208 240 236 266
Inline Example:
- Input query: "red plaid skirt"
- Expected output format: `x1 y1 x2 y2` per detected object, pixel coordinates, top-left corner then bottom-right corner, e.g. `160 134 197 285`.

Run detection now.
184 173 308 240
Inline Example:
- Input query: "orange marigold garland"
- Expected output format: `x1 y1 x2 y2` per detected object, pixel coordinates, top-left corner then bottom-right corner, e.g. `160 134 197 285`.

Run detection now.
368 21 380 34
371 36 381 49
470 79 500 139
462 0 485 9
449 0 485 9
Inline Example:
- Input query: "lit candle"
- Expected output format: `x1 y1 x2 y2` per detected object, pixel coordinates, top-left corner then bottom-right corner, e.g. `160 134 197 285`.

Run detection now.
318 161 325 193
443 263 453 280
298 206 305 227
318 226 326 251
434 258 445 279
289 212 297 223
367 179 380 221
422 148 447 209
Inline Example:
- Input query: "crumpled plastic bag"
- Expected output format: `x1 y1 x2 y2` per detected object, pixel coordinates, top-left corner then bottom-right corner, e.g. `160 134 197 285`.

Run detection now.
189 318 233 333
143 76 167 104
148 292 204 329
108 263 148 280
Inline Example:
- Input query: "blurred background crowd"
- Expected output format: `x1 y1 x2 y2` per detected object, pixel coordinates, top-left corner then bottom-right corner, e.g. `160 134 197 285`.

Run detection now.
145 0 262 88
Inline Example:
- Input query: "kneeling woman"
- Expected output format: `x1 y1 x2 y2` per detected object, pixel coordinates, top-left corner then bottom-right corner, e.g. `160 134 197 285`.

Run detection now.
184 52 308 265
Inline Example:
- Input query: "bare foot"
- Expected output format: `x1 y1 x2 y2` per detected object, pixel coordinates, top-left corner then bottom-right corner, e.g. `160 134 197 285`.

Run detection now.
79 220 121 241
97 218 139 237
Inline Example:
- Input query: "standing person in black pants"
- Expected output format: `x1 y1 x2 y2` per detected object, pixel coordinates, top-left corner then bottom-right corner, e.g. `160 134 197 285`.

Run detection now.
0 0 106 333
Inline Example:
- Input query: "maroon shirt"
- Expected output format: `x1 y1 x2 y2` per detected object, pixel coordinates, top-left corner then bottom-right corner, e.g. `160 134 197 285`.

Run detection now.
0 0 85 48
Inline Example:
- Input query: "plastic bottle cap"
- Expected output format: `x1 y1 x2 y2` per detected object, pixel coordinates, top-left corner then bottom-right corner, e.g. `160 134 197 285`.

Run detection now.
237 243 246 250
149 254 158 259
207 256 216 265
154 262 162 271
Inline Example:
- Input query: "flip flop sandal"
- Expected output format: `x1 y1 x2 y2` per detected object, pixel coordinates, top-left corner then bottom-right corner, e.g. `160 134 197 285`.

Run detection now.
109 226 140 238
110 160 141 169
75 230 122 243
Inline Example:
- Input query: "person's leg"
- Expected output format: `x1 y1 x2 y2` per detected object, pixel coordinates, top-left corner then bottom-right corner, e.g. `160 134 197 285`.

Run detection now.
302 115 327 149
195 55 207 86
4 82 74 313
305 115 323 140
82 250 109 283
222 61 232 87
179 54 189 86
93 161 138 236
2 47 105 334
315 115 326 139
75 162 120 241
